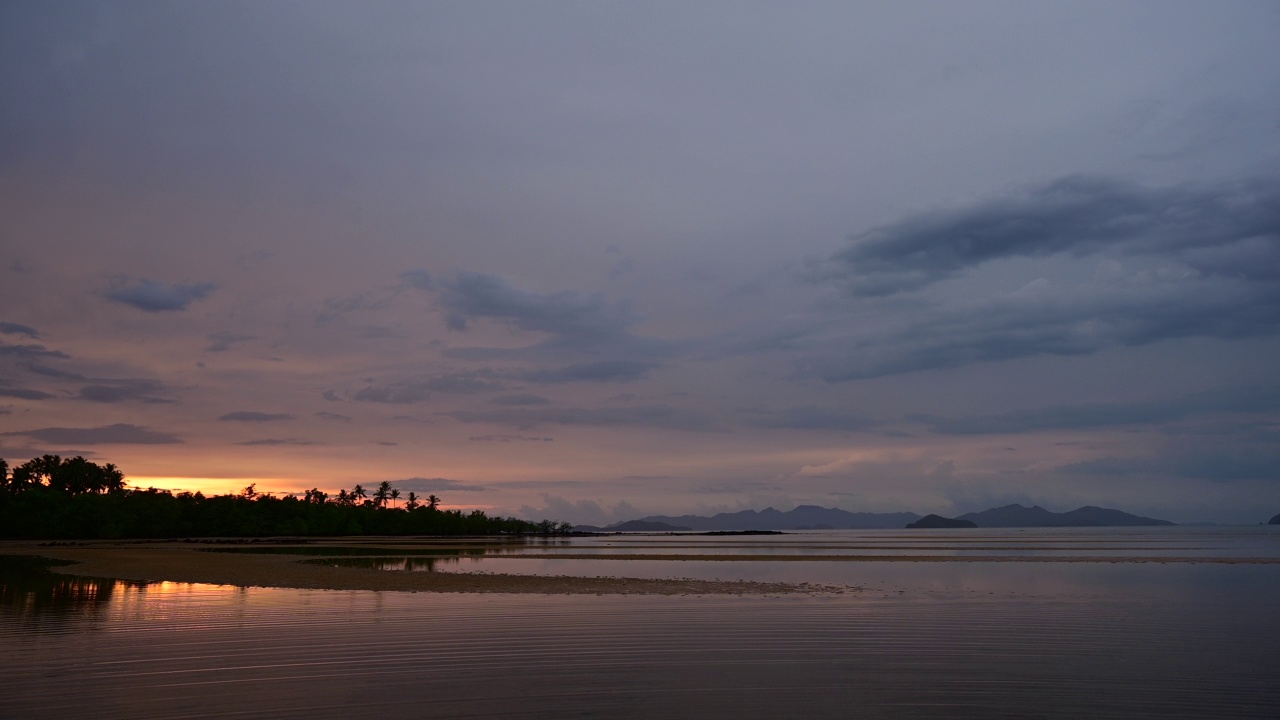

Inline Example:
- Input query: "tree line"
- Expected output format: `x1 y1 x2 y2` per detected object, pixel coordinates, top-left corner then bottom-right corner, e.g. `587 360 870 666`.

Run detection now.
0 455 569 539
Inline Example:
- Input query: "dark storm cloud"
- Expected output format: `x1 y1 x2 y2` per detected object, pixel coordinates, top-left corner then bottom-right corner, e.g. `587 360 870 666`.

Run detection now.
237 438 317 446
0 322 39 338
443 405 721 432
105 279 217 312
817 175 1280 296
77 379 172 404
916 385 1280 435
218 411 295 422
516 359 655 384
439 272 636 339
205 331 256 352
3 423 182 445
741 405 878 432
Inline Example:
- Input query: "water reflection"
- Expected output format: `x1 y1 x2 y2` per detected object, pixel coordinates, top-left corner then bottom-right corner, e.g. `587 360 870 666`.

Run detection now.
0 555 141 624
4 531 1280 718
3 574 1278 719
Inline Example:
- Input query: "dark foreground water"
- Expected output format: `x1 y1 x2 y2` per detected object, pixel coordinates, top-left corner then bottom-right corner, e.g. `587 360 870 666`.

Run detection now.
4 527 1279 719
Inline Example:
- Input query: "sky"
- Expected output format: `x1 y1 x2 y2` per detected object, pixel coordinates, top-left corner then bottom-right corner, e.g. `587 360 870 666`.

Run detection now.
2 1 1278 525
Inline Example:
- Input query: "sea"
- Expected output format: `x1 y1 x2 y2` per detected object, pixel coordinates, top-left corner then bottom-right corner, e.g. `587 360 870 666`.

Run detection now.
3 526 1278 719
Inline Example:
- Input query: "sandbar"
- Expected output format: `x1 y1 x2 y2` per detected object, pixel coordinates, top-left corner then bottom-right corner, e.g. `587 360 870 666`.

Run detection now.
0 541 827 595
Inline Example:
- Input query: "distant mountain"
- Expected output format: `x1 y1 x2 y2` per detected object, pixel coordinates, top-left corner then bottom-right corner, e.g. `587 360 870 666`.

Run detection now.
632 505 921 531
1269 514 1280 525
957 504 1174 528
578 503 1173 533
906 514 977 529
607 520 692 532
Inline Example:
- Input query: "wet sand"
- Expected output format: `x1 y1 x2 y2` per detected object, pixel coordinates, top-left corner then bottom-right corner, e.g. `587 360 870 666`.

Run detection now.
0 542 825 595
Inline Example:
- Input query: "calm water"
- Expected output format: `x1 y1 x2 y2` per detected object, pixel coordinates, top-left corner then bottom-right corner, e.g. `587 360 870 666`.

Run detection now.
4 527 1279 719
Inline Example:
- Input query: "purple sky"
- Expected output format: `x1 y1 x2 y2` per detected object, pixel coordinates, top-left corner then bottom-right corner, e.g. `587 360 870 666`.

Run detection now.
2 1 1278 524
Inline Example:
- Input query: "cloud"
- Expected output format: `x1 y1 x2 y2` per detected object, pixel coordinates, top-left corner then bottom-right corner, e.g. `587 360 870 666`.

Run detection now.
443 405 721 431
3 423 182 444
516 359 656 384
23 364 85 381
314 411 353 422
317 289 398 323
354 361 654 404
400 269 433 290
205 331 256 352
352 384 431 404
741 405 877 432
353 371 508 404
388 477 488 493
0 343 69 360
218 411 295 422
491 394 550 406
439 272 636 339
0 375 56 401
237 438 317 446
915 385 1280 435
816 175 1280 296
1059 431 1280 483
77 379 172 404
810 268 1280 381
516 495 643 526
468 434 554 443
105 279 217 312
0 322 39 338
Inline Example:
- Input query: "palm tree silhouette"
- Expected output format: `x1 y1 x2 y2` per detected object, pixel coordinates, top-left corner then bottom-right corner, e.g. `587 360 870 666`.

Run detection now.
427 494 440 510
373 481 392 508
390 487 401 509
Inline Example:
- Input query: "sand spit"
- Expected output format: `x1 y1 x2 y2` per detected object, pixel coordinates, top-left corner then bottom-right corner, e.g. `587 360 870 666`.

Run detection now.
0 542 826 595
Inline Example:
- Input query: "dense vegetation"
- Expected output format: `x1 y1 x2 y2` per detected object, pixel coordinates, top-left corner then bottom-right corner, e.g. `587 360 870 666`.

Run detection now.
0 455 563 539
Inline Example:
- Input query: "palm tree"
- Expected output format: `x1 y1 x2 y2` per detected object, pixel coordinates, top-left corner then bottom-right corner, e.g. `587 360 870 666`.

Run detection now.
351 484 367 504
405 492 419 511
390 487 401 509
374 480 392 509
427 494 440 511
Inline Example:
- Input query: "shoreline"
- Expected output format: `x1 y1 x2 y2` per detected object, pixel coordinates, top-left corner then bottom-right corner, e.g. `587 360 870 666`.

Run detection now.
5 532 1275 597
0 542 828 595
